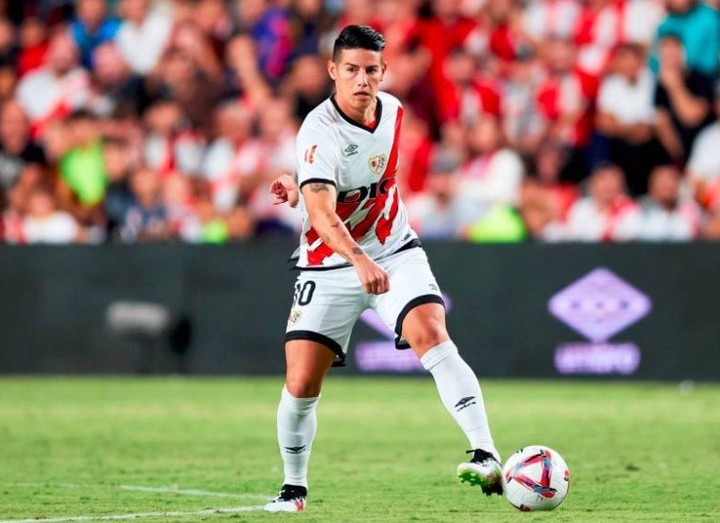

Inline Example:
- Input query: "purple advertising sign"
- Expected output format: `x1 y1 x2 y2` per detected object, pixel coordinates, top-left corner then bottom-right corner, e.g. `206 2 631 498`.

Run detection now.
354 294 452 373
549 268 651 343
549 268 651 375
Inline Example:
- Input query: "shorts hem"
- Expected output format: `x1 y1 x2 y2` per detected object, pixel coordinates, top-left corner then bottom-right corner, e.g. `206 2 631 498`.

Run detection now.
285 330 346 367
393 294 446 350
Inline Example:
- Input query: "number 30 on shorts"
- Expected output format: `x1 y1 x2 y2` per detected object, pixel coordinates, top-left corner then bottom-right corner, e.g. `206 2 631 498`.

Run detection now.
293 280 316 306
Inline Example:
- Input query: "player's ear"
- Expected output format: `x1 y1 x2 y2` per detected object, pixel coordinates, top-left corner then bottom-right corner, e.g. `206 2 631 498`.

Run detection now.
380 61 387 81
327 60 337 81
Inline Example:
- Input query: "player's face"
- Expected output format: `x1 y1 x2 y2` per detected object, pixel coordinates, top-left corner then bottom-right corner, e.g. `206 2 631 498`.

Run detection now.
329 48 386 115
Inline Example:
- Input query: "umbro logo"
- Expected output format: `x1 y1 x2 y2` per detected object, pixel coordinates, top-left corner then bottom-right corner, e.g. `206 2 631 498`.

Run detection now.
454 396 476 412
344 144 359 156
429 283 438 291
284 445 307 454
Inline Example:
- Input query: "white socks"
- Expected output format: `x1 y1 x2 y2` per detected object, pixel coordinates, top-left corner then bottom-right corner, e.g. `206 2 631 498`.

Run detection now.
420 341 498 458
276 386 319 489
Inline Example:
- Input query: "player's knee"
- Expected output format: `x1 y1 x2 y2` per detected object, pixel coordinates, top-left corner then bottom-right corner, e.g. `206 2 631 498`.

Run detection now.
407 321 449 352
285 376 322 398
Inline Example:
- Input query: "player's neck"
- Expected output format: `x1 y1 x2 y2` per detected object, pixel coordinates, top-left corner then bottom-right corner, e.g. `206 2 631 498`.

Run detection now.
334 94 378 127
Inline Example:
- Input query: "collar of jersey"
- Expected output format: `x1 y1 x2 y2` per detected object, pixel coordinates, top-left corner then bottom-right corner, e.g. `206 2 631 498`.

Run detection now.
330 94 383 134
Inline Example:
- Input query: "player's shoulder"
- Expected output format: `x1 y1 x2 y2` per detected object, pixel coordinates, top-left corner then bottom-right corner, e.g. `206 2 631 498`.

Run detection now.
377 91 403 112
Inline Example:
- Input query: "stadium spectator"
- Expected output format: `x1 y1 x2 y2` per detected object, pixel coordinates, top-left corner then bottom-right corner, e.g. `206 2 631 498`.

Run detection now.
103 136 134 238
17 17 48 77
459 115 524 206
234 0 293 83
115 0 173 76
594 42 667 196
656 0 720 77
618 164 702 240
200 100 260 212
15 31 90 138
88 42 148 118
0 17 16 65
563 163 639 241
501 47 546 155
120 165 168 242
437 46 501 125
23 186 79 243
69 0 120 70
536 36 598 180
142 99 204 177
282 54 331 121
406 147 479 239
0 101 46 196
654 33 715 164
523 0 580 45
687 87 720 209
57 109 106 207
249 96 300 234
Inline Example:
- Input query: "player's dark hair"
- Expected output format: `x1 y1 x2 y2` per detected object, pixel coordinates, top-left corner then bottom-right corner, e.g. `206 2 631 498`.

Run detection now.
332 25 385 62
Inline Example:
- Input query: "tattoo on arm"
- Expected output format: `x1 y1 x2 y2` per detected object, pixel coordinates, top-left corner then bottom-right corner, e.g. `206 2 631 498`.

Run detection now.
330 220 341 228
352 247 363 255
308 182 330 193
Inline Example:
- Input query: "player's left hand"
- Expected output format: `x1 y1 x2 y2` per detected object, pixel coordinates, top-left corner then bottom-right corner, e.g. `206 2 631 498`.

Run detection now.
270 174 299 208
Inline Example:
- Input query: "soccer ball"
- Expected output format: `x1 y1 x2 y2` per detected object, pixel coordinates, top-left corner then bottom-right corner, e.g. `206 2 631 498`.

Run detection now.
501 445 570 512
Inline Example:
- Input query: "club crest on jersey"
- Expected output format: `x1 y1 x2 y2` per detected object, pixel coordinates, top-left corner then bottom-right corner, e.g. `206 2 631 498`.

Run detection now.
287 309 302 328
368 154 387 175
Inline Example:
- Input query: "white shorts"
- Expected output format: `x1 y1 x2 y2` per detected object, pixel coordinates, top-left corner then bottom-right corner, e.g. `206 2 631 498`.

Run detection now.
285 247 444 366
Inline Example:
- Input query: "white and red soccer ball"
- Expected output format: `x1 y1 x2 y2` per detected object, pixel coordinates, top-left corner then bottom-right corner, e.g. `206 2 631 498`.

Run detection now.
501 445 570 511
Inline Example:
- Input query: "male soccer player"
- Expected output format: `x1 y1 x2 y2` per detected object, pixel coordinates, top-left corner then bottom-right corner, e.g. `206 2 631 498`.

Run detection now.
264 25 502 513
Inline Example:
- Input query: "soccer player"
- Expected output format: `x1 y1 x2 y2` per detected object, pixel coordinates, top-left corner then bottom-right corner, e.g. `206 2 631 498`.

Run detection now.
264 25 502 513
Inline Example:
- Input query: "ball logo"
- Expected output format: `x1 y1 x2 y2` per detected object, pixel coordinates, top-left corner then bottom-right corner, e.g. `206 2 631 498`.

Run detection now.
368 154 387 175
505 449 557 499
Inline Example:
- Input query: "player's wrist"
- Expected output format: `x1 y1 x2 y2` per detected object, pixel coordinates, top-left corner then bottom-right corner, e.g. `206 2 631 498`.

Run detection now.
348 246 368 264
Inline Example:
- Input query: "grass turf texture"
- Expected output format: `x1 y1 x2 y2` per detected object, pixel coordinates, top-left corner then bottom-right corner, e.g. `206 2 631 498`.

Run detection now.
1 377 718 522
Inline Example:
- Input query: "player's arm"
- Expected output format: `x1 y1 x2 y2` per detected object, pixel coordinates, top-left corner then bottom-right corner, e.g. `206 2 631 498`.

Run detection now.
301 181 389 295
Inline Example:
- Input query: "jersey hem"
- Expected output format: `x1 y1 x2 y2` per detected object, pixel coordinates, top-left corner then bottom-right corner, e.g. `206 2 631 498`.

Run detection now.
285 330 346 367
299 178 337 190
393 294 446 350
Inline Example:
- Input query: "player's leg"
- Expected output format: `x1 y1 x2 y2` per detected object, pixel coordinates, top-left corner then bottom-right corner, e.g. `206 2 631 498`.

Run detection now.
373 248 502 495
266 268 364 512
265 340 335 513
401 303 502 495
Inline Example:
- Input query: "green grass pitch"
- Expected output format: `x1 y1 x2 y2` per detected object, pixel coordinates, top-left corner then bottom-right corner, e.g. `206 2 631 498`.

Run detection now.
1 377 718 522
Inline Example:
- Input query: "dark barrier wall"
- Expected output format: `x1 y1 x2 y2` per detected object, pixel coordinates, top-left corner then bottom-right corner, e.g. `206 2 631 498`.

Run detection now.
0 241 718 380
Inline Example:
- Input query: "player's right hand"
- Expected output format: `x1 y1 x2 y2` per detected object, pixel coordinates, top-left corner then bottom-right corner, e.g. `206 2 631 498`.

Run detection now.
354 257 390 295
270 173 299 208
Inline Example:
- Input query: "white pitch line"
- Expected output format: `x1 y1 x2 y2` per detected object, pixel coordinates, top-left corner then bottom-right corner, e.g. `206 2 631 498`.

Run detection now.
0 504 265 523
117 485 269 499
8 482 269 500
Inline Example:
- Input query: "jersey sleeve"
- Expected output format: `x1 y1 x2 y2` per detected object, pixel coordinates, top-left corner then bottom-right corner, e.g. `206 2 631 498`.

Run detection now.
295 119 339 189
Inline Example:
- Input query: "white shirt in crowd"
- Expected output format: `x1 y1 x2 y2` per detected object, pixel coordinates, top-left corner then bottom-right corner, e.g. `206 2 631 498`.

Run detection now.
15 68 91 127
459 149 524 206
406 194 482 240
597 68 655 125
616 197 701 241
687 123 720 181
562 197 639 242
115 11 173 75
23 212 78 244
523 0 579 41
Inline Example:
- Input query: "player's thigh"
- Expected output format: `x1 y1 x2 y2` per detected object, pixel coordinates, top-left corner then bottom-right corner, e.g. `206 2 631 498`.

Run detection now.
373 248 446 353
285 269 366 370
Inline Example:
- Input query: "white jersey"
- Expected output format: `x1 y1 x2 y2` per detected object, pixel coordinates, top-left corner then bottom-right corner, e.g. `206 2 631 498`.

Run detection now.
293 91 416 269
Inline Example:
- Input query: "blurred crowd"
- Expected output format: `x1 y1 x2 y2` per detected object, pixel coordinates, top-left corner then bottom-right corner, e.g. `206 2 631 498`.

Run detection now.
0 0 719 244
